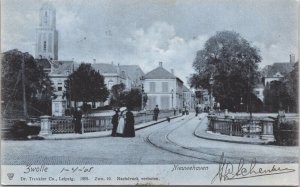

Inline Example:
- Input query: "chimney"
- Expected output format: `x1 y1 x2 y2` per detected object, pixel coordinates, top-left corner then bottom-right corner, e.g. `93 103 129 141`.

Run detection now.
159 61 163 67
290 54 295 64
93 59 96 63
171 69 174 75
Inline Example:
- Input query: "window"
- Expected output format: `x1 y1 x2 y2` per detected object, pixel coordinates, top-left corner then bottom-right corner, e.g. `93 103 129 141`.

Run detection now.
148 96 157 109
161 96 170 109
43 41 47 52
58 87 62 91
255 91 260 95
150 82 156 92
55 103 59 113
162 82 168 92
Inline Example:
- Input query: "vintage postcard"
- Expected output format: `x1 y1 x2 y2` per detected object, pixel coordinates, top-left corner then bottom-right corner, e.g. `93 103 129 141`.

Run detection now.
1 0 299 186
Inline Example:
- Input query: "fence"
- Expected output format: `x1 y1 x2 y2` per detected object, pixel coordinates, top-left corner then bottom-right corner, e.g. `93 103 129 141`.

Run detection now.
2 110 175 135
208 115 274 141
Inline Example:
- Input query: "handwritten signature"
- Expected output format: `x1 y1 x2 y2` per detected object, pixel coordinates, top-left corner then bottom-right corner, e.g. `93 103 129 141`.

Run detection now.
211 153 295 184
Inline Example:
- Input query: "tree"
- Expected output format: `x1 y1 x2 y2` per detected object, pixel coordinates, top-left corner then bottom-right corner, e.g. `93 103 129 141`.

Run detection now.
264 62 298 113
264 80 289 112
110 84 148 110
122 88 148 110
284 62 298 112
190 31 261 111
109 83 126 107
65 63 109 106
1 49 53 117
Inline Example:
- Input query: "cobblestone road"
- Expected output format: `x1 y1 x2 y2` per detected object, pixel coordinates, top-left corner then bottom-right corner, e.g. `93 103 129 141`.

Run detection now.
1 114 298 165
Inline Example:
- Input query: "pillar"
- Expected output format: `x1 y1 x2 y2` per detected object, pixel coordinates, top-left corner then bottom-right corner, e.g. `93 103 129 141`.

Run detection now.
39 115 52 136
261 118 275 142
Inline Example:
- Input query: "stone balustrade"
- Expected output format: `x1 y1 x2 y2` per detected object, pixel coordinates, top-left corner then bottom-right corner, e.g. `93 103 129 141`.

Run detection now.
33 110 175 137
208 115 275 142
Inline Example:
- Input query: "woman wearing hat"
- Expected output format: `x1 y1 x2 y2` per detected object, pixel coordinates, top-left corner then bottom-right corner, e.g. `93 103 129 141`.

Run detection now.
123 108 135 137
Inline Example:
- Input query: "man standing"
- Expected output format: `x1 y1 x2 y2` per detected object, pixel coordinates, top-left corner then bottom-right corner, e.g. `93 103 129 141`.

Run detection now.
73 107 83 134
195 105 199 116
153 105 160 121
111 109 119 137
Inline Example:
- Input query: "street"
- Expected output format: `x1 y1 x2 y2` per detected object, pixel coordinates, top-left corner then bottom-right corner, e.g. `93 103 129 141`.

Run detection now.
1 114 298 165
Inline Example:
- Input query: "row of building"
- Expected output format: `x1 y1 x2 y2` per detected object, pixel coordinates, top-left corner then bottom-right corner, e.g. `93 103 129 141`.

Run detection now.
38 58 196 116
34 3 198 116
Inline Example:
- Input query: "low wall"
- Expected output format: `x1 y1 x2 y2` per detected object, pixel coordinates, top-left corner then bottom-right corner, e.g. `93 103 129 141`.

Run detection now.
208 115 275 142
3 110 175 136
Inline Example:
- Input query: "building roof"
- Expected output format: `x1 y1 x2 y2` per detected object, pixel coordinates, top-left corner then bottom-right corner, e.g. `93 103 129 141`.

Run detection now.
263 62 294 77
92 63 118 74
35 58 51 69
183 85 191 92
50 60 73 75
119 65 144 82
144 66 177 79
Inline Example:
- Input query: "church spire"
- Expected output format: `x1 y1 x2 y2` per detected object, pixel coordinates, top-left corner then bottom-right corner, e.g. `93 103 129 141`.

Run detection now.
35 2 58 60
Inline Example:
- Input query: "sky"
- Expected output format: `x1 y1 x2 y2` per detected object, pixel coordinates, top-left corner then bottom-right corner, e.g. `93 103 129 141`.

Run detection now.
1 0 298 84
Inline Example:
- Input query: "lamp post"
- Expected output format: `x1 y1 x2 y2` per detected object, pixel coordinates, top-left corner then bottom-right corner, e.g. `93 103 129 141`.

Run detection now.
209 75 214 112
240 97 243 112
171 89 174 109
141 84 144 110
140 76 144 111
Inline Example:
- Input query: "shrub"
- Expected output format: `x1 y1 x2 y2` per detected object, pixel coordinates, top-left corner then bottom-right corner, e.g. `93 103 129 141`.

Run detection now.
273 119 299 146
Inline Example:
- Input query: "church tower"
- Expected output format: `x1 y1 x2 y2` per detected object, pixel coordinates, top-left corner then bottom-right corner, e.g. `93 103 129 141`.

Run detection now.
35 3 58 60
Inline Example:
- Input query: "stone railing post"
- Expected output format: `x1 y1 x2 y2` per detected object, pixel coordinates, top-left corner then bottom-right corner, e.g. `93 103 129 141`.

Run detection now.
39 115 52 136
260 118 275 142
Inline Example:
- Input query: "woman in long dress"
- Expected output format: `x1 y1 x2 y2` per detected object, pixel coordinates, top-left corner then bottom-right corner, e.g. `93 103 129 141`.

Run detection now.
123 109 135 137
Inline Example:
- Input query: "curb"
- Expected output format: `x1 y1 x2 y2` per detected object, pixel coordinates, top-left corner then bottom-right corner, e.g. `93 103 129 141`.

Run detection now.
193 116 268 145
42 115 182 140
135 115 181 131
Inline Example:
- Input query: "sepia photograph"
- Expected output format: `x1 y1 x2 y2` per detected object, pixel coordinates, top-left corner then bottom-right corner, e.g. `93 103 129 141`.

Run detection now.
1 0 299 185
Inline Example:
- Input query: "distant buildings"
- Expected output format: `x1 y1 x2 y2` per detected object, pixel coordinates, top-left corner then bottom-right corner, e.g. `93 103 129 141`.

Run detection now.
254 54 296 103
33 3 195 116
262 54 295 86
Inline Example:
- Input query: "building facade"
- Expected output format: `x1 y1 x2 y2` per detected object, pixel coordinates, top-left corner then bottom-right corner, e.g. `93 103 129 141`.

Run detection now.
183 85 193 110
143 62 184 110
49 60 74 116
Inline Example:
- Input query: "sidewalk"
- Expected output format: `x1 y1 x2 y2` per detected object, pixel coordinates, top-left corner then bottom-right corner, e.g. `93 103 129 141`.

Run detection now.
194 114 268 145
40 115 180 140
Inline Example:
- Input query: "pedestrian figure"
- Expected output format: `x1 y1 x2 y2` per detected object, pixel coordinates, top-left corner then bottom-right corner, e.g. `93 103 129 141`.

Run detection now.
153 105 160 121
123 108 135 137
173 108 176 116
73 107 82 134
111 109 119 137
116 107 126 136
195 105 199 116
